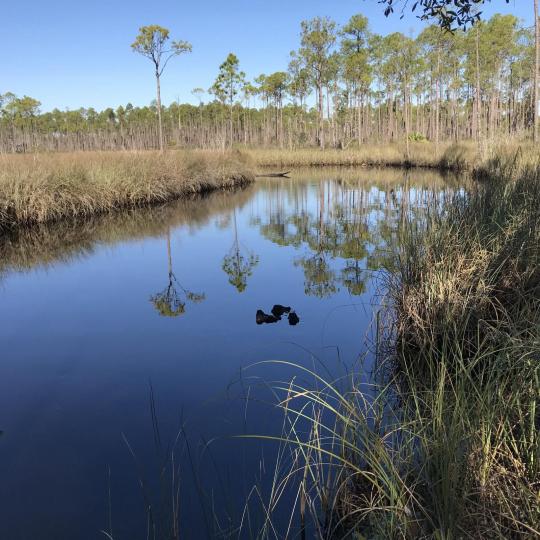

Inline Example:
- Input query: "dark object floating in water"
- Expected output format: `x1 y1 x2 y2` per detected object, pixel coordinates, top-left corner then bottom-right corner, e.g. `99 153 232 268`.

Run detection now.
256 306 300 326
288 311 300 326
271 304 291 319
256 309 279 325
255 171 291 178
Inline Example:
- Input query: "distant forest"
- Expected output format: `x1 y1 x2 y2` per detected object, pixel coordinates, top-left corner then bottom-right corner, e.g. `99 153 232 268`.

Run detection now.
1 13 536 151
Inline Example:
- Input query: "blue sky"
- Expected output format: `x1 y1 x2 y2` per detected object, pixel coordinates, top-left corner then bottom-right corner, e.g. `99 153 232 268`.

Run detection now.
1 0 530 112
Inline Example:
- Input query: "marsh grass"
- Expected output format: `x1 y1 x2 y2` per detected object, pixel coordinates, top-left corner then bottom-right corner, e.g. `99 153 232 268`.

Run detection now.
0 185 254 276
249 142 478 171
0 142 519 233
0 150 254 231
247 152 539 538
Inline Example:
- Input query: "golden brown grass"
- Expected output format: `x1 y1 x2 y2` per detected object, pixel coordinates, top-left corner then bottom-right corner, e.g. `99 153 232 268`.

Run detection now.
0 149 254 230
248 142 478 170
0 141 533 232
249 152 539 538
0 185 255 275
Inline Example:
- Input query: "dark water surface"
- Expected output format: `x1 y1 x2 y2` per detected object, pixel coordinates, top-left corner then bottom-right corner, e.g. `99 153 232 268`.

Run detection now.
0 168 456 539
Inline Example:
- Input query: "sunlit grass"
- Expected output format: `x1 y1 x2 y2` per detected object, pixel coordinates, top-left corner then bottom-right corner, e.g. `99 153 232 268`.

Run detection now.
246 151 539 538
248 142 478 171
0 149 254 230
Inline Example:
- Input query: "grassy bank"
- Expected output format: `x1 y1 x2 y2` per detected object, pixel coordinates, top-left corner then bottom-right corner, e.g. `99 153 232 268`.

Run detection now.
260 153 539 538
249 142 478 170
0 144 465 233
0 142 529 232
0 185 254 276
0 150 254 231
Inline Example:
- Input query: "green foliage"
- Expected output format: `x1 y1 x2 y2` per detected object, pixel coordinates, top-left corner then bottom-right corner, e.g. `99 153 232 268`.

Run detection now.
299 17 337 89
1 93 41 125
150 273 205 317
254 175 426 298
340 14 371 93
131 25 192 74
150 284 186 317
261 72 289 106
380 0 509 30
408 131 428 141
287 51 310 106
210 53 246 106
221 250 258 292
2 11 536 149
463 14 520 91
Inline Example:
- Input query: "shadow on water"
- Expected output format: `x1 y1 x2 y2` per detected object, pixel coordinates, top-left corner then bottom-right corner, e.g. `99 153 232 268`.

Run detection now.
0 185 257 276
0 167 462 539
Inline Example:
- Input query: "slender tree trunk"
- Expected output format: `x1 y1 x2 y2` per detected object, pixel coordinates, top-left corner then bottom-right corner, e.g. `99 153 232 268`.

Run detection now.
534 0 539 142
357 93 362 144
475 26 482 144
274 102 279 144
318 82 325 149
404 83 410 160
279 100 283 148
388 90 394 142
229 102 233 147
155 71 164 152
435 51 440 155
167 227 172 279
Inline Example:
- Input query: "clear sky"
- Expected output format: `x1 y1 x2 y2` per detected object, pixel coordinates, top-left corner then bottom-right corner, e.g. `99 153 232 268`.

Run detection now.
1 0 530 112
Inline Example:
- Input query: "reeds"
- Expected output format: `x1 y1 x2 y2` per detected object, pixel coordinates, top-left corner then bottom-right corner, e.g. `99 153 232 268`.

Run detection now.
0 150 254 231
0 185 255 277
249 142 478 171
251 151 539 538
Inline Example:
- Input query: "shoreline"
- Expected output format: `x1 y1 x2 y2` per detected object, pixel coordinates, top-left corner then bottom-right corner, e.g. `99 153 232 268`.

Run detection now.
0 150 254 232
0 142 522 232
270 151 539 537
248 142 478 171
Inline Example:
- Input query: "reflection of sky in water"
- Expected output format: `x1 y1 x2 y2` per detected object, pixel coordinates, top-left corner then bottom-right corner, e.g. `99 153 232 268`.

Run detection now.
0 169 458 539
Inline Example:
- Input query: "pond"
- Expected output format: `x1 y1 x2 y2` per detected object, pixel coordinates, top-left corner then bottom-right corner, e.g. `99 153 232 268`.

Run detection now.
0 167 457 539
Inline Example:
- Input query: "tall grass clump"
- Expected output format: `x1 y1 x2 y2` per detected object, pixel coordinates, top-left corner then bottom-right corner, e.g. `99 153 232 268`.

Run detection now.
387 151 539 537
251 154 539 538
0 150 254 231
249 142 477 171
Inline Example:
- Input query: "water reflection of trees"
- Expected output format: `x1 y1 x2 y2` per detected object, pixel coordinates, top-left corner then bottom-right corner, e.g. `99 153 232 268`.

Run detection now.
150 228 205 317
222 208 259 293
0 186 255 276
253 173 455 299
0 171 458 306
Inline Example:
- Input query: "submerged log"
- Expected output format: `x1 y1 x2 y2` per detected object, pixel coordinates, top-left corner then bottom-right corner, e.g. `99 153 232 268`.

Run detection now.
255 171 291 178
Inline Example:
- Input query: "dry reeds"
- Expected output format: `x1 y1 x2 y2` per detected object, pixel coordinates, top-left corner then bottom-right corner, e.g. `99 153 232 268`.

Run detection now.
384 155 540 537
0 150 254 231
249 142 478 171
248 151 539 538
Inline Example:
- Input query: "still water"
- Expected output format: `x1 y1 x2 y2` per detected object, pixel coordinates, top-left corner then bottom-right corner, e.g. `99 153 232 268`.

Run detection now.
0 168 456 539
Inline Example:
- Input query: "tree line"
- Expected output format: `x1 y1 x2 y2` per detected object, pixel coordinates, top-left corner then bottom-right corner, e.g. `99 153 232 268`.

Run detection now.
1 11 537 152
